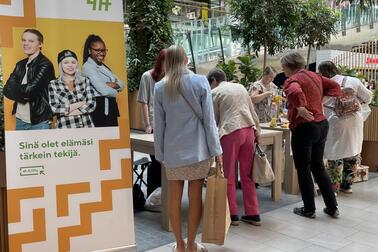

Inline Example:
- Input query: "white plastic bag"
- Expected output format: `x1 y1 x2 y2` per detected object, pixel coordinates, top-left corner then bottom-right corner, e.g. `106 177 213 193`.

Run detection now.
145 187 161 211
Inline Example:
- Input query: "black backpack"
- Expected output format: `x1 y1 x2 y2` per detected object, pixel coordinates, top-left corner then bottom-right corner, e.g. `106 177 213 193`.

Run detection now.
132 184 146 210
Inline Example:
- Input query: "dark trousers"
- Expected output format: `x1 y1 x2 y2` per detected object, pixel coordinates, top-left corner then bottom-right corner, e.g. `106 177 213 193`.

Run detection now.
91 97 120 127
147 155 161 196
291 120 338 212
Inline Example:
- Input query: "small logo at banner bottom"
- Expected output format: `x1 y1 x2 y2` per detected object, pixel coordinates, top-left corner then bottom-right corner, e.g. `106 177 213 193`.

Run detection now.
20 166 46 176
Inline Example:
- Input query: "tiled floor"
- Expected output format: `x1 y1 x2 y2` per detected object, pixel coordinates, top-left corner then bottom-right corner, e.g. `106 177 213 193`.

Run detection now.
133 152 302 252
146 175 378 252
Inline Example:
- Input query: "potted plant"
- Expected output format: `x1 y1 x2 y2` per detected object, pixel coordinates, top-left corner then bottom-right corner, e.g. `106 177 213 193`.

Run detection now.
216 55 261 90
125 0 173 130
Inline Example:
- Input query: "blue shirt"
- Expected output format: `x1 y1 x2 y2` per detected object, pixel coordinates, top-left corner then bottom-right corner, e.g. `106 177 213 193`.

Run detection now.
153 70 222 168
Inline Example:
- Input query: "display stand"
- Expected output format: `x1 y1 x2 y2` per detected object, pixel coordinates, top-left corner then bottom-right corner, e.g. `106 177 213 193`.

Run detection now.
362 106 378 172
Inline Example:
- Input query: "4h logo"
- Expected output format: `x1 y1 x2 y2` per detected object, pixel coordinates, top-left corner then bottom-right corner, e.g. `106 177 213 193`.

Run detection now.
87 0 112 11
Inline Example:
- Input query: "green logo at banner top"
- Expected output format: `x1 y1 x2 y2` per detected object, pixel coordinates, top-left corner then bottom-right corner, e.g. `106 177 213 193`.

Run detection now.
87 0 112 11
20 166 45 176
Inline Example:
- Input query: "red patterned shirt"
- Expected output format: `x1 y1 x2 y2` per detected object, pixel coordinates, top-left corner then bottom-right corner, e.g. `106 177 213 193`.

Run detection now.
284 70 341 130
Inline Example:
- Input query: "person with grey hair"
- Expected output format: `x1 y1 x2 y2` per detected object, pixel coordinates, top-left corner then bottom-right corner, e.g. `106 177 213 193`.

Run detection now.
49 50 96 128
208 68 262 226
282 52 341 219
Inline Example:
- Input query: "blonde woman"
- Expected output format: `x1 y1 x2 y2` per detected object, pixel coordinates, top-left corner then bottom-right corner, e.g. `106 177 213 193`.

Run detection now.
250 66 278 123
154 45 222 252
49 50 96 128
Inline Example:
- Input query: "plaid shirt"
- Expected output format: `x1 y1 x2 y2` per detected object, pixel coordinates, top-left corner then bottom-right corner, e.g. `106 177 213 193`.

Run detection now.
49 75 96 128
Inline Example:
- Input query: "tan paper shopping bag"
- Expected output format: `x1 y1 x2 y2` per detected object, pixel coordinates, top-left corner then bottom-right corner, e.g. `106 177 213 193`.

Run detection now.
201 163 231 245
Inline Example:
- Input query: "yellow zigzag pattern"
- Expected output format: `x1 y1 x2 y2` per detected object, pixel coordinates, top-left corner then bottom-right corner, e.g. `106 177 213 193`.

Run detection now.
57 118 132 252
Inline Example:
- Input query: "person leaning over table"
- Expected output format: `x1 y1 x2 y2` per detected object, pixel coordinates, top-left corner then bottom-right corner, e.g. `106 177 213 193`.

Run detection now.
208 68 262 227
154 45 222 252
281 52 342 219
249 66 280 184
318 61 372 194
137 49 166 196
250 66 279 123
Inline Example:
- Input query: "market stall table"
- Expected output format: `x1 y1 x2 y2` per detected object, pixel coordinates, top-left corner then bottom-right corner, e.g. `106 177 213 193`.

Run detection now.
130 129 282 231
261 123 299 195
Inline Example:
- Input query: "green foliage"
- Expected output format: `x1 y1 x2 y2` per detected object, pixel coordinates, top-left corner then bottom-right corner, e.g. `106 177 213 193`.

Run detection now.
371 89 378 107
337 65 365 80
228 0 339 68
237 55 261 88
216 55 261 89
296 0 338 49
126 0 173 92
216 60 238 82
294 0 338 67
227 0 301 61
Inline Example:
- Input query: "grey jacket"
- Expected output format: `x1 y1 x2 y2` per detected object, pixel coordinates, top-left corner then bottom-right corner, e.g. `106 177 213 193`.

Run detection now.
154 70 222 168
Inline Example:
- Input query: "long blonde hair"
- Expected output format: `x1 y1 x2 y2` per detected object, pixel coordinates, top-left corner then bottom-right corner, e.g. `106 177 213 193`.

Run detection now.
164 45 188 100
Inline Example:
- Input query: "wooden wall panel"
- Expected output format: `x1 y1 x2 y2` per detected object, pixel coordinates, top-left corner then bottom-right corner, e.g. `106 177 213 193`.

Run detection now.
364 107 378 141
0 189 7 252
128 91 145 131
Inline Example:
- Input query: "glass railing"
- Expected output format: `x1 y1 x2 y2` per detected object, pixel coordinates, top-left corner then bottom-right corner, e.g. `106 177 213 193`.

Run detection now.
170 4 378 65
337 4 378 31
172 15 238 65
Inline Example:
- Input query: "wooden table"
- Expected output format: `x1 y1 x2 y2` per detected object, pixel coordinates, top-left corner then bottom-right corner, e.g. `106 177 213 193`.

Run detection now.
261 123 299 195
130 129 282 231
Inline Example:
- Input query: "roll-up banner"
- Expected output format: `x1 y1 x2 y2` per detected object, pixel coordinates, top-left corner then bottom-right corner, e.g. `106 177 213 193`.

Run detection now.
0 0 135 251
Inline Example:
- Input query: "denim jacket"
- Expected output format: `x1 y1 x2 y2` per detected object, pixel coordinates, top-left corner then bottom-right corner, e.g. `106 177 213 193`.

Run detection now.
154 70 222 168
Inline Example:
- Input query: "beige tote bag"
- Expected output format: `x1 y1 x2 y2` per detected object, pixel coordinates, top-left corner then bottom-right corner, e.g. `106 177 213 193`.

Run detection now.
253 144 275 184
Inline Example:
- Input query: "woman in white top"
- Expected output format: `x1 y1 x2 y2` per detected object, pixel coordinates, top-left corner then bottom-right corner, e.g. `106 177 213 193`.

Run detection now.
250 66 279 123
318 61 372 193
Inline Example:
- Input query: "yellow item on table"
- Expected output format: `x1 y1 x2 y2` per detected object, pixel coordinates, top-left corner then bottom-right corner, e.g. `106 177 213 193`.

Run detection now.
273 95 281 104
281 123 289 128
269 117 277 127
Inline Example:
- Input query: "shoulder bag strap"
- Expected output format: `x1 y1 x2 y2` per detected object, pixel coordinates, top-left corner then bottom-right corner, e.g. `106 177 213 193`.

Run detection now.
341 76 348 88
178 74 204 125
300 71 323 96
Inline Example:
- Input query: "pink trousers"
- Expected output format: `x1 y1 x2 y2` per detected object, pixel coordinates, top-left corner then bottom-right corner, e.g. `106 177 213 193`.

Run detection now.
221 127 260 216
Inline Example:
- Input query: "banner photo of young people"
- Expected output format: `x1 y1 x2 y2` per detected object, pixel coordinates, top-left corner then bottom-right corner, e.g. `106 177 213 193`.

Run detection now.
0 0 135 251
